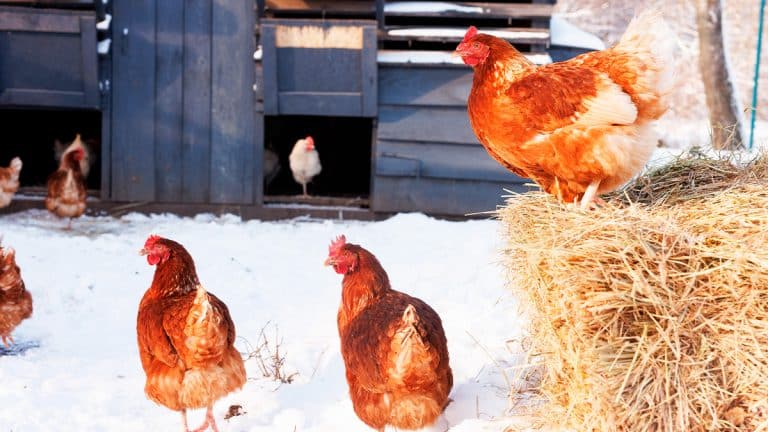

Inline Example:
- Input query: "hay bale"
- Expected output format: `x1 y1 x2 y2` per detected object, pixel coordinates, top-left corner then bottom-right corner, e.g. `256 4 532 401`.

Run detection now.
499 157 768 431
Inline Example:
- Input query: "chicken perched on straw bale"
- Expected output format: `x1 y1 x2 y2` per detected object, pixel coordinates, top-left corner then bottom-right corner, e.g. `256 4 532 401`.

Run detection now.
499 155 768 431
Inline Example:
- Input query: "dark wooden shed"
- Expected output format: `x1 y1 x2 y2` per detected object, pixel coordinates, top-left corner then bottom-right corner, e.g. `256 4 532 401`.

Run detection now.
0 0 557 219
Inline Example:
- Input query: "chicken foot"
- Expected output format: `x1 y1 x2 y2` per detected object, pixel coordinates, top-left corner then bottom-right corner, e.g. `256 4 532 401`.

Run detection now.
181 406 219 432
2 334 14 347
580 180 603 210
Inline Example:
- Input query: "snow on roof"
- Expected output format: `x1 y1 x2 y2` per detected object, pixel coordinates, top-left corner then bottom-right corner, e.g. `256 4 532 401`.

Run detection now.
387 27 549 40
549 14 606 50
378 50 552 65
384 2 484 14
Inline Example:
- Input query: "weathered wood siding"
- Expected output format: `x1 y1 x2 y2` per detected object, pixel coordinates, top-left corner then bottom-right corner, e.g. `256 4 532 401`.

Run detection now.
261 19 377 117
111 0 258 204
372 65 528 215
0 6 98 108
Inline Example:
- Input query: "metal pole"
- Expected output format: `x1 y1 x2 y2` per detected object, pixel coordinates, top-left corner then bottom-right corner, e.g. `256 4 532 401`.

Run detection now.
749 0 766 150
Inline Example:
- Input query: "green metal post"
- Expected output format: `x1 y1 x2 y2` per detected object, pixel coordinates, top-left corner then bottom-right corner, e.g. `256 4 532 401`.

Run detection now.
749 0 766 150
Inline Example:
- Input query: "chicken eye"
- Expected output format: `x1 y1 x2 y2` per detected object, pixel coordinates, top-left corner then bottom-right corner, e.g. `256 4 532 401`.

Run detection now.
472 42 480 49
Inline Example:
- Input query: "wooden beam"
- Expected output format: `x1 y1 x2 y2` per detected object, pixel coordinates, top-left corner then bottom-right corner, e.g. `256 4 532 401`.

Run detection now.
384 2 553 19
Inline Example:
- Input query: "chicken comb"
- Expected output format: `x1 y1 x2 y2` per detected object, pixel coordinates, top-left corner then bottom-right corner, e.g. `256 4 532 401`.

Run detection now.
329 235 347 256
462 26 478 43
144 234 163 249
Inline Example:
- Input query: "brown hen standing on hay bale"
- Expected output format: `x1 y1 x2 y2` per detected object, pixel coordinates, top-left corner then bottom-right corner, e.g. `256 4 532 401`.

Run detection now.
137 235 246 432
325 235 453 431
455 10 676 209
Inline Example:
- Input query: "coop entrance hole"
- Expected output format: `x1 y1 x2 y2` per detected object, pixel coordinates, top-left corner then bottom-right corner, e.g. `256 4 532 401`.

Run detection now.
0 108 101 195
263 115 372 206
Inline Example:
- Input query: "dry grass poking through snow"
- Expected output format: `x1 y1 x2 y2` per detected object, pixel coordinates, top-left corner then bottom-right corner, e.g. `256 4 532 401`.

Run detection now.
499 154 768 431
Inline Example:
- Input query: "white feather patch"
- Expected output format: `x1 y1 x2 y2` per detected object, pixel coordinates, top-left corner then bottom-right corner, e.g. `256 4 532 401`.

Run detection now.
575 77 638 127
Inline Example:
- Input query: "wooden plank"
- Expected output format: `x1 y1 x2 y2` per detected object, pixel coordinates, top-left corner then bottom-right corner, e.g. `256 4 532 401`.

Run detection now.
377 50 552 66
0 89 90 106
377 106 478 144
361 24 377 116
384 27 549 45
79 15 99 108
182 0 212 203
253 113 264 204
254 63 264 105
100 48 112 199
371 176 527 215
264 195 369 207
210 0 256 204
265 0 375 15
0 8 80 33
384 2 553 19
260 23 279 114
376 140 521 183
154 0 184 202
278 92 363 116
379 66 471 107
277 48 362 92
0 1 95 7
111 0 156 201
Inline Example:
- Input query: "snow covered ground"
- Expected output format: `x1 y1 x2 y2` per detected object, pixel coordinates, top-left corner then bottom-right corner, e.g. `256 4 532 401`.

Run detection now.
0 211 524 431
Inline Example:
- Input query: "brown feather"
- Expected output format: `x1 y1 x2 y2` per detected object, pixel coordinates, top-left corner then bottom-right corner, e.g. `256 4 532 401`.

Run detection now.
463 23 670 203
45 151 86 218
136 238 245 412
335 244 452 430
0 246 32 344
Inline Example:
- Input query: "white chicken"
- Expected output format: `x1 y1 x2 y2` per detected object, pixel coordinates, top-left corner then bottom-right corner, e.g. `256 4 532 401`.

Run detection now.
289 136 322 197
0 157 22 208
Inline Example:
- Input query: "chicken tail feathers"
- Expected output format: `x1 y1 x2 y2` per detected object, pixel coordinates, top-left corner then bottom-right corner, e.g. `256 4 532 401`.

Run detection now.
390 304 433 380
616 9 677 97
9 157 22 177
184 285 227 366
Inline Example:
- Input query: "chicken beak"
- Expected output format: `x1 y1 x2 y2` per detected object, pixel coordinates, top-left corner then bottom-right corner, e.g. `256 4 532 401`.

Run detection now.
139 248 149 256
324 257 335 267
451 50 461 58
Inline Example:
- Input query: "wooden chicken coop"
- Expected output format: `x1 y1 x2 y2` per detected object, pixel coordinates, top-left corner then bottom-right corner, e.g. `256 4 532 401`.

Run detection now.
0 0 559 219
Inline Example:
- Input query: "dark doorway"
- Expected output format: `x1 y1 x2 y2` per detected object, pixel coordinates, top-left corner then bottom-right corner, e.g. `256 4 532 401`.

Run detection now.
0 108 101 193
264 115 372 206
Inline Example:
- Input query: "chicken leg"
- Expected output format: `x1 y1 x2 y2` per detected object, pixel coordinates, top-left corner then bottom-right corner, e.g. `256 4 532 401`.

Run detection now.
2 334 14 347
182 406 219 432
580 180 602 210
302 182 308 197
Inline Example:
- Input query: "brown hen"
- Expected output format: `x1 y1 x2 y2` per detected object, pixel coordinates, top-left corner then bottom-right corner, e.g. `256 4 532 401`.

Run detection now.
137 235 246 432
45 147 86 227
455 10 676 208
0 244 32 347
325 235 453 431
0 157 22 208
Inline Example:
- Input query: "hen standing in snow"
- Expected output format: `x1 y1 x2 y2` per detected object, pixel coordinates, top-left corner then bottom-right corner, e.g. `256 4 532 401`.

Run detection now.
45 147 87 228
455 11 676 209
289 135 322 197
325 235 453 431
0 244 32 347
137 235 246 432
0 157 22 208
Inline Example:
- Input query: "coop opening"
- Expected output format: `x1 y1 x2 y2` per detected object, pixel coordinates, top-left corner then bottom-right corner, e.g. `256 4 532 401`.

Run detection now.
0 108 101 196
263 115 372 207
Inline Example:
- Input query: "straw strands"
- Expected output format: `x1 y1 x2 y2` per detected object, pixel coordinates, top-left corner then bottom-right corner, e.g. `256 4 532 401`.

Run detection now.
499 153 768 431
